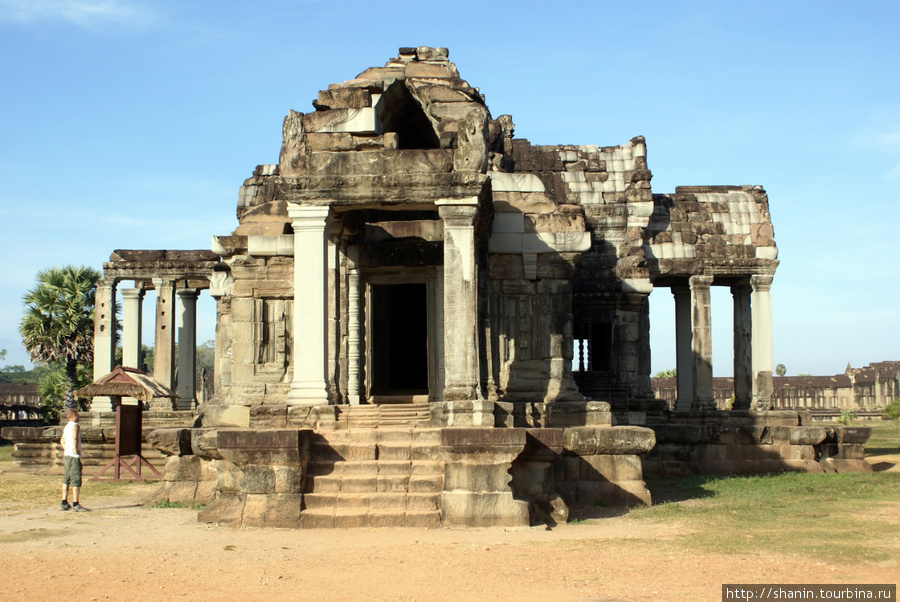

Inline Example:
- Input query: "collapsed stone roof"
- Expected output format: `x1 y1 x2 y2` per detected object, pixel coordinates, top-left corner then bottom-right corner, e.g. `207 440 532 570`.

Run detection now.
224 46 777 289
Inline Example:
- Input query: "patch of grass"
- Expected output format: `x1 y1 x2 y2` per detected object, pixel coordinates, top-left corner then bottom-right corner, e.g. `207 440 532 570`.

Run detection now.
633 472 900 563
567 517 592 525
224 545 236 551
0 471 159 512
865 421 900 456
0 444 13 463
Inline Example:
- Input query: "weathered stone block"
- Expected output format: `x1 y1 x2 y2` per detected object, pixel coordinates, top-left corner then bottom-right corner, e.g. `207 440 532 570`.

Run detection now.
580 454 644 482
444 456 512 491
147 428 193 457
838 427 871 444
273 466 303 493
152 481 198 505
203 405 250 428
197 492 245 525
789 426 828 446
163 455 204 482
564 426 655 455
547 402 612 427
240 464 276 494
250 405 288 428
441 491 530 527
511 462 553 496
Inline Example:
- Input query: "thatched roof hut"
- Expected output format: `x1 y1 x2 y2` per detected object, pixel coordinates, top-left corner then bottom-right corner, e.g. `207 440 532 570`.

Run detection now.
76 366 176 403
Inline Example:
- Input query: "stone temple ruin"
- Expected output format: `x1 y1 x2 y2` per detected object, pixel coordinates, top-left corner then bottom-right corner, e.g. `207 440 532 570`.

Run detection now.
5 47 871 528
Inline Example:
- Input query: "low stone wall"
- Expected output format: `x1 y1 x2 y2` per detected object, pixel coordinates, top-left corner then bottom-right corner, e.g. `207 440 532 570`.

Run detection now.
0 425 168 475
642 410 871 477
0 410 195 475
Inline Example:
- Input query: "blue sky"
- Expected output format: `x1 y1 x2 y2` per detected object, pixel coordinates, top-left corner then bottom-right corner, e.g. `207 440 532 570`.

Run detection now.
1 0 897 377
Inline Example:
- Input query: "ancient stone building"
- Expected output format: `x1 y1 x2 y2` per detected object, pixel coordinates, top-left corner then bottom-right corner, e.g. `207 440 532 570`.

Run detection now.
5 47 870 528
652 361 900 414
171 46 777 426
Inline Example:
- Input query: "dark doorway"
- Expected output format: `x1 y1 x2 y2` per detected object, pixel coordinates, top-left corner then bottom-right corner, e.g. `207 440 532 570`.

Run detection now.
371 283 429 394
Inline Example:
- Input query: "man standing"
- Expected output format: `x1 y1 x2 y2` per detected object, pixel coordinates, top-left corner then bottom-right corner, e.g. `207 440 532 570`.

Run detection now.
60 409 86 511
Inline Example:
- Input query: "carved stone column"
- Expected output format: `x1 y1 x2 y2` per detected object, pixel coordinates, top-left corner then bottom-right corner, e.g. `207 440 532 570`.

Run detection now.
121 287 144 370
90 279 117 412
751 274 774 410
690 275 715 410
176 289 199 410
347 263 361 405
153 278 177 398
671 285 693 411
288 205 331 405
434 267 446 401
732 283 753 410
437 198 481 401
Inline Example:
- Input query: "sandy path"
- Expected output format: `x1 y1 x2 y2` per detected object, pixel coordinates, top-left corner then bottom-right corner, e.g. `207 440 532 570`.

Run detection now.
1 492 895 602
1 451 897 601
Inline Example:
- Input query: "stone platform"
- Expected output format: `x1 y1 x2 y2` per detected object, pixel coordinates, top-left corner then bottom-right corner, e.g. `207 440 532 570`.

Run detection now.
149 407 656 529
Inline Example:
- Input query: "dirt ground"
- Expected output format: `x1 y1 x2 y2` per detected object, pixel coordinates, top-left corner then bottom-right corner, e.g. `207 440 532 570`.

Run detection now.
1 455 897 602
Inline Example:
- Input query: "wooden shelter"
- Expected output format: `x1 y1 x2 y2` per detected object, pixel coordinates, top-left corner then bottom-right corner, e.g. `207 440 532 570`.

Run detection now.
76 365 176 407
76 366 173 481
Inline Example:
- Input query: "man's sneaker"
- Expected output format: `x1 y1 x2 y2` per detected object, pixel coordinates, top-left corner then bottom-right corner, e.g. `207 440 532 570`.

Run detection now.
60 501 71 511
72 503 87 512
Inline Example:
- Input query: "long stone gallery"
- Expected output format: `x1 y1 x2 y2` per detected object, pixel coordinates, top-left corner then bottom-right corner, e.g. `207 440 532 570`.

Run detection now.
4 47 870 528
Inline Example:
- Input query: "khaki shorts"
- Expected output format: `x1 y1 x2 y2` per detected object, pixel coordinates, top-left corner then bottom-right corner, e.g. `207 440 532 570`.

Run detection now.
63 456 82 487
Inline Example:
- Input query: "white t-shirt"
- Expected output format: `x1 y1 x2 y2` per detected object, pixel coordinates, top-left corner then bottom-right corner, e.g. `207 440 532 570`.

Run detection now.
62 421 81 458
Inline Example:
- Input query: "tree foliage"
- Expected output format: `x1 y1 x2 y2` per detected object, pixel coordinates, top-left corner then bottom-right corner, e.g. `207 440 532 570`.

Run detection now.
19 265 102 412
775 363 786 376
884 399 900 424
654 368 677 378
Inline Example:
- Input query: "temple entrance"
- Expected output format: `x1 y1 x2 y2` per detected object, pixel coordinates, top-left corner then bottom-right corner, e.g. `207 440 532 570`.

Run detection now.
369 282 429 402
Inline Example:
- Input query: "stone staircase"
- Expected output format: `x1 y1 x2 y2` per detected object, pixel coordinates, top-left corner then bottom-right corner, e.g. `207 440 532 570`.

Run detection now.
300 426 443 528
325 404 432 430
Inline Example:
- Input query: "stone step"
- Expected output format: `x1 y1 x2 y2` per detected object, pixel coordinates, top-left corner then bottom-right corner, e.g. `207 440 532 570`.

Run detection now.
304 492 441 511
298 508 441 529
331 405 432 429
309 459 442 477
311 473 442 494
309 428 442 462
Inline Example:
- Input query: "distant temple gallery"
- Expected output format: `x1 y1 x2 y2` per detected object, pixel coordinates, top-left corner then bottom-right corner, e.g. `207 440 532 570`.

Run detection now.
5 48 873 528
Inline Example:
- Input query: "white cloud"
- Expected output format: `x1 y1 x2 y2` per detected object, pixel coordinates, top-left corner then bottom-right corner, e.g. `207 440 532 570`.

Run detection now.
0 0 156 29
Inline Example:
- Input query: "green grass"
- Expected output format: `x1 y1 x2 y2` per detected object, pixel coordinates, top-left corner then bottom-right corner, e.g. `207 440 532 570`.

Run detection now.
632 471 900 563
864 420 900 456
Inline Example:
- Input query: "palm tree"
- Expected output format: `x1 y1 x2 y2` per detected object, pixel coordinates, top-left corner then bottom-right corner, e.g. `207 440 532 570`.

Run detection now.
19 265 102 411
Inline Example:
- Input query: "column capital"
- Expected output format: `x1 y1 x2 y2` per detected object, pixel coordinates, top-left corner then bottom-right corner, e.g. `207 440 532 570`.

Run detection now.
689 274 714 290
120 287 145 301
750 274 774 292
288 204 330 230
152 276 175 288
436 197 479 226
176 288 200 300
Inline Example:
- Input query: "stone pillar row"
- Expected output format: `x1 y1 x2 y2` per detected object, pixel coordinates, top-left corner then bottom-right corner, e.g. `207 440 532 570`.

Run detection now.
669 273 775 412
90 280 201 412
